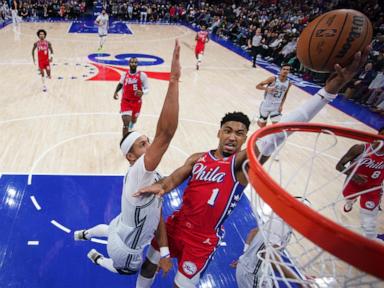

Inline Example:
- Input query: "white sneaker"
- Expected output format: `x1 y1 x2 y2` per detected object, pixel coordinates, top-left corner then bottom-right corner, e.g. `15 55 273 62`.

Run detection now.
42 85 47 92
87 249 103 265
74 230 90 241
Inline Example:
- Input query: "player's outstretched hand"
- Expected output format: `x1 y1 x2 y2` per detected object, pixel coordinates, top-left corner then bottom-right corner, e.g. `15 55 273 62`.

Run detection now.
158 257 172 277
134 183 164 197
325 46 370 94
170 39 181 82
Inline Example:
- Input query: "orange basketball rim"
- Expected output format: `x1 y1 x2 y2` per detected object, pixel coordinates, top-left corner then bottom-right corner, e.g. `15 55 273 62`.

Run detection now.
246 122 384 280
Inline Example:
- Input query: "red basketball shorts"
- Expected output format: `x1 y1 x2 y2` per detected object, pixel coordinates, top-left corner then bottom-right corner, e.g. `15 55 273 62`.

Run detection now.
151 214 219 283
38 60 50 71
120 100 142 119
195 44 205 55
343 182 382 210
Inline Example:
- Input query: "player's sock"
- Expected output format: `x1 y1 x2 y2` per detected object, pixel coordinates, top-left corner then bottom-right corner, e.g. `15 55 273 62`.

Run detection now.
136 273 156 288
85 224 109 238
257 88 337 156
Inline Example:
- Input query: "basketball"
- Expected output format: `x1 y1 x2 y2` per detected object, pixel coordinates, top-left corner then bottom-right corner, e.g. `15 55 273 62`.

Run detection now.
296 9 372 73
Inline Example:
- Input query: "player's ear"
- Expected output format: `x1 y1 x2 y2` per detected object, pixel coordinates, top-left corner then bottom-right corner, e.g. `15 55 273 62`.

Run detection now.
126 152 137 163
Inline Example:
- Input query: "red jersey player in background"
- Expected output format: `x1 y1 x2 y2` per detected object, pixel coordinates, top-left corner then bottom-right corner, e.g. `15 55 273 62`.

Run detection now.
195 25 209 70
134 46 370 288
32 29 53 92
336 127 384 240
113 57 149 136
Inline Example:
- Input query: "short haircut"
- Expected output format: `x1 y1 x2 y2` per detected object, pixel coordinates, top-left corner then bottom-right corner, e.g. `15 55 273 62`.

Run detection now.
37 29 47 37
281 63 291 68
220 112 250 131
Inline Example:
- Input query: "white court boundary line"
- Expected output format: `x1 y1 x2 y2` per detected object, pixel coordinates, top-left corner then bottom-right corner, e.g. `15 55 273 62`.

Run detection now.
27 131 119 185
27 241 39 245
30 195 42 211
50 220 71 233
0 112 219 127
90 238 108 245
9 22 192 43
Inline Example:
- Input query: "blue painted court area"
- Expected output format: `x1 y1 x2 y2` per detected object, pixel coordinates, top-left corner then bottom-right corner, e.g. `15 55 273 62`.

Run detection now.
68 20 133 34
0 174 256 288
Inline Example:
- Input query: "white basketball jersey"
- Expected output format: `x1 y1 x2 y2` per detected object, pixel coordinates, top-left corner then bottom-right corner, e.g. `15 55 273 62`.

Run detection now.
263 77 290 106
109 155 162 251
238 215 292 274
96 14 108 30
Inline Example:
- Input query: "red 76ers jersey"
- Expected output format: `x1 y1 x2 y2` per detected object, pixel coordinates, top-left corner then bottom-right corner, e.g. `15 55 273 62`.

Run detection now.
37 40 49 63
122 71 143 101
351 143 384 187
177 151 245 235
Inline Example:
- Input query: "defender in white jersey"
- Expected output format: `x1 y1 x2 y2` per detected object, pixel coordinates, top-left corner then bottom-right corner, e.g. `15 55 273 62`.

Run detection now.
73 41 181 283
233 198 311 287
95 9 109 50
256 64 292 127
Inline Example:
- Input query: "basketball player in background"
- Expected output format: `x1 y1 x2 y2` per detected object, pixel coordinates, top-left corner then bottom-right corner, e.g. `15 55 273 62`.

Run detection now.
255 64 292 127
95 9 109 50
113 57 149 136
73 40 181 281
195 25 209 70
32 29 53 92
135 47 370 288
336 127 384 240
11 0 19 26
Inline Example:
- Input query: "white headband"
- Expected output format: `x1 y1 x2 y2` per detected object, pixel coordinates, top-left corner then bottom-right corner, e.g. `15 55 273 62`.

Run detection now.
120 131 142 156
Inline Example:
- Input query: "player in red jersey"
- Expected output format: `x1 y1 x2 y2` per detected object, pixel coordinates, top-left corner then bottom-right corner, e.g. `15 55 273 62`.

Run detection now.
32 29 53 92
195 25 209 70
113 57 149 136
135 47 370 287
336 127 384 239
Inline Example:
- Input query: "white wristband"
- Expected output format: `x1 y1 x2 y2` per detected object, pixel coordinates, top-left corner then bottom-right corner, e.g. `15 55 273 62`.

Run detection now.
243 243 249 252
316 87 337 102
160 246 170 258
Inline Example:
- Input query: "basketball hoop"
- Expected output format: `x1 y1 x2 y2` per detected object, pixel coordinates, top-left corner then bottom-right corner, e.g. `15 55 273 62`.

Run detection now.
246 122 384 286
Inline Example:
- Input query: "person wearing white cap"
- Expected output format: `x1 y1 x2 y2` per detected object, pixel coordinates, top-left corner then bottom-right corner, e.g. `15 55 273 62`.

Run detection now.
73 40 181 284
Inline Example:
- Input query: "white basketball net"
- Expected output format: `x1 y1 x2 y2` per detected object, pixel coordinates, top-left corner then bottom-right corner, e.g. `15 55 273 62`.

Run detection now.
245 127 384 287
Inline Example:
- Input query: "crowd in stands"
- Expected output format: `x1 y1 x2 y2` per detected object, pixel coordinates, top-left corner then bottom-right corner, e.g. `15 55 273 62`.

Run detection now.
1 0 383 114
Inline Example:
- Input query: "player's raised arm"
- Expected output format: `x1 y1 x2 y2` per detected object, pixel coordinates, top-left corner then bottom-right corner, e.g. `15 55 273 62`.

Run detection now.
32 42 37 64
143 40 181 171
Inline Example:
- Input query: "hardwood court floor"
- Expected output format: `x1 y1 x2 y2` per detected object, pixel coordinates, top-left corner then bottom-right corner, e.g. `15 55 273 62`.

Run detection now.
0 22 382 287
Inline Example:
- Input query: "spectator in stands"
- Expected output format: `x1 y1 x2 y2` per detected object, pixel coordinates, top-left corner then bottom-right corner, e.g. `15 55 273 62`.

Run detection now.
248 27 263 68
345 62 376 101
361 67 384 107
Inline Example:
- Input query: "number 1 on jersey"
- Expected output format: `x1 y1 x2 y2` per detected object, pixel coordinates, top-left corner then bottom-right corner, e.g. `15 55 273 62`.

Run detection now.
207 188 219 206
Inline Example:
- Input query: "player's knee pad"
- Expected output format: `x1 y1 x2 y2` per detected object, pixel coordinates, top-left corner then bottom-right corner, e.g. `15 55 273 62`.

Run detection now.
198 53 203 62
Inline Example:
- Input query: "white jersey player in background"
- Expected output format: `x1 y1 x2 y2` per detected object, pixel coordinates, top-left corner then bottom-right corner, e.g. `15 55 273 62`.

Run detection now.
95 9 109 51
73 41 181 286
255 64 292 128
232 198 311 287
